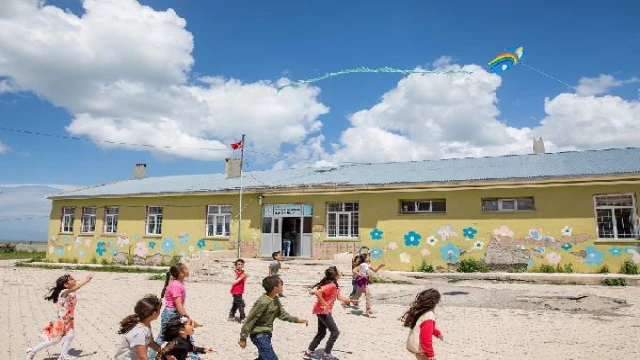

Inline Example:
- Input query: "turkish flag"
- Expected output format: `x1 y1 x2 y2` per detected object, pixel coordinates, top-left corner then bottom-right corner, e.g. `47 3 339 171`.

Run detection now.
230 140 243 150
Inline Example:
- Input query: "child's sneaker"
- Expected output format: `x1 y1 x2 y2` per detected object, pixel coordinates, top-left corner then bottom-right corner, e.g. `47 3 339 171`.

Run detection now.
320 353 340 360
303 350 319 359
227 316 236 322
25 348 34 360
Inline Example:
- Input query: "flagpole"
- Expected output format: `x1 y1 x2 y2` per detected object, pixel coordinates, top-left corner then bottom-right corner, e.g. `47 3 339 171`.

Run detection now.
237 134 245 259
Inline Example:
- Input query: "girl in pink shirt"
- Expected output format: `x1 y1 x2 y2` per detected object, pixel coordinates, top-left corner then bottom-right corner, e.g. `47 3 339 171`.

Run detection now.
303 266 351 360
401 288 444 360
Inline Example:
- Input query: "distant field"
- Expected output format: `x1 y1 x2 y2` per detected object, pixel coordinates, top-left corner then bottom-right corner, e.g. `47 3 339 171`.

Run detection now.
0 251 46 260
0 240 48 252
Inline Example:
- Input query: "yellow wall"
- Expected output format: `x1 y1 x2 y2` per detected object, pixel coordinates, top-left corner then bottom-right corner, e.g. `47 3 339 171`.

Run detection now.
47 183 640 273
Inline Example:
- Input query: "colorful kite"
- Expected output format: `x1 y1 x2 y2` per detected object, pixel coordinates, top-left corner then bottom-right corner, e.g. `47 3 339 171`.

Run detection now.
488 46 525 73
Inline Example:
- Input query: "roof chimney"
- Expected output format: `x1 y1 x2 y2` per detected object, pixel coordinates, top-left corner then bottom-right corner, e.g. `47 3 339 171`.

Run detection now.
225 158 241 179
134 163 147 179
533 137 546 155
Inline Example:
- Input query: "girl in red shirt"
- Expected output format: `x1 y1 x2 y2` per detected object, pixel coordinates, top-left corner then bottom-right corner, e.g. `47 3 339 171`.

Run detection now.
303 266 352 360
401 288 444 360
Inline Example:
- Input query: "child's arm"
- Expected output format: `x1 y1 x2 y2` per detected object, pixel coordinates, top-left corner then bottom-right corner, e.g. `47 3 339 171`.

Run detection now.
60 275 92 297
336 290 351 303
372 262 386 273
419 320 438 358
232 273 247 285
277 302 307 325
240 300 266 342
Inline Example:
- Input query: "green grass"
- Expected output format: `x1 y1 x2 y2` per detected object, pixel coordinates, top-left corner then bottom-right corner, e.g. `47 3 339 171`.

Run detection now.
369 275 411 285
15 262 166 274
0 251 46 260
600 278 627 286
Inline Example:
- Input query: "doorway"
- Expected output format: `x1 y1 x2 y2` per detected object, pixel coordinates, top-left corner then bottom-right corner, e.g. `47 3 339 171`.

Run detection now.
260 204 313 257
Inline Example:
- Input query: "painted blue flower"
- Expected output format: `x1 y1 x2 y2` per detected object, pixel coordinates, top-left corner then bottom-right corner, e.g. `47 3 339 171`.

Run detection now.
197 239 206 249
179 233 190 245
537 246 546 254
439 242 462 263
462 227 478 239
214 243 221 250
404 231 422 247
78 250 85 258
585 246 605 266
55 247 64 256
561 243 573 251
608 246 622 257
527 258 534 268
162 238 176 254
135 234 141 240
95 241 107 256
148 241 156 250
62 237 69 243
108 240 115 247
371 247 384 260
111 249 119 256
370 228 384 240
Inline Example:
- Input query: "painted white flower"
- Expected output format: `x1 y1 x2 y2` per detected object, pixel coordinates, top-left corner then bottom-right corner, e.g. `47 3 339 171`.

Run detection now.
399 252 411 263
561 226 572 237
472 241 485 250
546 252 562 265
48 246 54 254
421 248 431 256
189 245 195 253
493 225 514 238
84 239 91 247
437 225 457 241
74 237 82 247
387 242 398 251
426 236 438 246
117 235 130 247
134 242 148 258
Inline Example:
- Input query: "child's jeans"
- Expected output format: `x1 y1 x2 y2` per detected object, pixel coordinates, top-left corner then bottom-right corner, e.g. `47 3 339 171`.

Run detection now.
229 294 246 320
349 278 357 297
307 314 340 354
250 332 278 360
282 240 291 257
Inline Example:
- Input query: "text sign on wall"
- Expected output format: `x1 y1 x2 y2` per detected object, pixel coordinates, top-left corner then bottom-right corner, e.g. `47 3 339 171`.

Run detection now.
263 204 313 216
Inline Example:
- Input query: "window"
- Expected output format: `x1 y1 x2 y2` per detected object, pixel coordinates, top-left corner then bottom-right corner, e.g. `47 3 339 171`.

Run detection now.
206 205 231 237
146 206 163 235
400 200 446 213
482 197 535 212
80 207 97 233
60 206 75 233
326 202 359 238
103 206 119 234
594 194 638 240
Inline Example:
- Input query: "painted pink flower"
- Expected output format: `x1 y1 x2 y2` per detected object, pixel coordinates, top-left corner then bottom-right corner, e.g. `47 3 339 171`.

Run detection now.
421 248 431 256
387 242 398 251
399 252 411 263
189 245 195 253
546 252 562 265
117 235 130 247
84 239 91 247
493 226 514 238
134 242 148 257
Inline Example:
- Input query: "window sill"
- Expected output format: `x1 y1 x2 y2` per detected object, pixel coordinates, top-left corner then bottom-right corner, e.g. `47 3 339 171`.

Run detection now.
398 212 447 215
204 236 231 240
78 233 95 236
143 235 163 238
102 233 117 237
323 237 360 242
481 210 536 213
594 239 640 244
58 232 74 235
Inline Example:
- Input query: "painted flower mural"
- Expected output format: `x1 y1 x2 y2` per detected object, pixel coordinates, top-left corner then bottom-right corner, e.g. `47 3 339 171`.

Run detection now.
421 248 431 256
197 239 206 249
561 226 572 237
462 227 478 239
626 248 640 264
529 229 541 241
537 246 546 254
584 246 605 266
55 247 64 257
78 250 85 258
387 242 398 251
370 228 384 240
399 252 411 263
149 241 156 250
439 242 462 263
214 243 221 250
49 246 54 254
162 238 176 254
111 249 119 257
546 252 562 265
404 231 422 247
179 233 190 245
493 226 514 238
426 236 438 247
135 242 148 257
472 241 484 250
371 247 384 259
189 246 195 253
608 246 622 257
84 239 91 247
561 243 573 251
117 235 130 247
95 242 107 256
74 237 82 247
437 225 457 241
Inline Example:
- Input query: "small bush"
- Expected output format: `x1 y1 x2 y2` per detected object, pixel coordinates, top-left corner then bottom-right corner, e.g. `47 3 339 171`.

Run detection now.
0 244 17 253
600 278 627 286
415 260 434 273
598 265 610 274
562 263 574 274
90 257 98 264
456 258 490 273
169 254 182 266
620 260 639 275
537 264 556 273
100 258 110 266
71 258 79 264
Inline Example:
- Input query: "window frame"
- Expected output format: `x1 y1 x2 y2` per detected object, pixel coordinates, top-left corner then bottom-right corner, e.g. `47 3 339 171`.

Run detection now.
325 201 359 239
481 197 535 212
80 206 97 234
206 204 232 238
145 206 163 236
60 206 75 233
399 199 447 214
592 193 638 240
103 206 119 235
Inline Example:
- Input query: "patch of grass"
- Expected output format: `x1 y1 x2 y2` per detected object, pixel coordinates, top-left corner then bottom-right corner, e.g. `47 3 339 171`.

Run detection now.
620 260 639 275
0 251 46 260
600 278 627 286
148 273 166 280
456 258 490 273
15 262 166 274
598 265 611 274
533 263 575 273
370 275 411 285
414 260 434 273
169 254 182 266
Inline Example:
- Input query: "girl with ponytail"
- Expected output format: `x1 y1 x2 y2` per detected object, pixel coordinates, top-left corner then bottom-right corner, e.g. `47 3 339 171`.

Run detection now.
114 294 165 360
26 274 93 360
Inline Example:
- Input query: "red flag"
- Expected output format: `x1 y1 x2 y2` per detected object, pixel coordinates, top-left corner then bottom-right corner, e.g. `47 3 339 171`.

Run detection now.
230 140 243 150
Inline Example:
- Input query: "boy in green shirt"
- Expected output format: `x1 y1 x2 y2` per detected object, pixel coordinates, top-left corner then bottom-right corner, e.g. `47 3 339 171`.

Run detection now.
238 275 308 359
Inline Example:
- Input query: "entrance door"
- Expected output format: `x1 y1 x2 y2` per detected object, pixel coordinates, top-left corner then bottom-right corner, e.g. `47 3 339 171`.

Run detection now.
271 217 282 253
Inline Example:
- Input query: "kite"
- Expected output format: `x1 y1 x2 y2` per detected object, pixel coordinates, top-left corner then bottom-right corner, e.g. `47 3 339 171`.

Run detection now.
276 66 473 92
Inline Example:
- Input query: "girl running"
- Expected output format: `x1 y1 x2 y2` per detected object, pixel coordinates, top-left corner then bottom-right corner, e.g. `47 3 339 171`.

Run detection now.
401 289 444 360
303 266 351 360
114 294 164 360
348 253 384 316
156 316 213 360
26 274 93 360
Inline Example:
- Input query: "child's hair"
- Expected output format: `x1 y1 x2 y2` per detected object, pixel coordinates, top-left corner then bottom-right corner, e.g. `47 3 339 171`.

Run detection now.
271 251 281 260
161 263 187 299
357 253 368 265
44 274 71 303
262 275 283 293
400 288 441 329
118 294 162 334
234 258 245 265
158 315 190 358
311 266 340 290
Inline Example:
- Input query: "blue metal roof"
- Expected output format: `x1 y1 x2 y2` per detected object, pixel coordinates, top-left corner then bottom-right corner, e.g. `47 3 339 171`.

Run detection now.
48 147 640 199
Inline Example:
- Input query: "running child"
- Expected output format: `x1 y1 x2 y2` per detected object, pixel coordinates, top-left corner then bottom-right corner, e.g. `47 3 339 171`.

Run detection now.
347 253 385 316
114 294 166 360
228 259 248 322
238 276 308 359
26 274 93 360
268 251 288 297
401 289 444 360
303 266 352 360
156 316 213 360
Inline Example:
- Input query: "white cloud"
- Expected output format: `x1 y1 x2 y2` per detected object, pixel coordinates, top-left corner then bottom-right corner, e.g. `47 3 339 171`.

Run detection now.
0 0 328 160
576 74 640 96
0 141 9 154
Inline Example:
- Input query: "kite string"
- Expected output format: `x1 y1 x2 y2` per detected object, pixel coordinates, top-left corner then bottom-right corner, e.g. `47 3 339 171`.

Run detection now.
519 62 577 91
277 66 473 91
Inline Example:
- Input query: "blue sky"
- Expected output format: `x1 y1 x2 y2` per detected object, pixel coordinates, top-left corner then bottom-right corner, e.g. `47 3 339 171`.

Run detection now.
0 0 639 239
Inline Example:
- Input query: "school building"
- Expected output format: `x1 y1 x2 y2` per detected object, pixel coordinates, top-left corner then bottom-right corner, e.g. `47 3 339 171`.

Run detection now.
46 145 640 273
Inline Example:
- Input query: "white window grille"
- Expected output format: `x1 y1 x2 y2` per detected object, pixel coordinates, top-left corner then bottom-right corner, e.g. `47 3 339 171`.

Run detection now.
482 197 535 212
206 205 231 237
326 202 359 238
60 206 75 233
103 206 119 234
400 200 446 213
593 194 638 240
80 207 97 233
146 206 163 235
